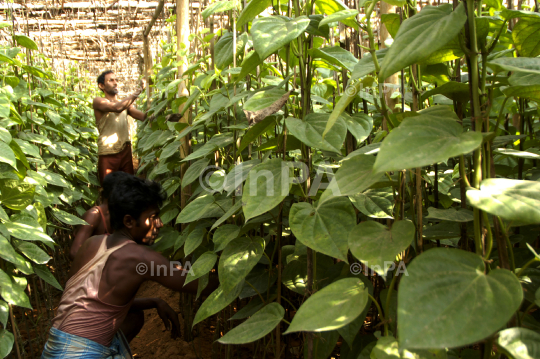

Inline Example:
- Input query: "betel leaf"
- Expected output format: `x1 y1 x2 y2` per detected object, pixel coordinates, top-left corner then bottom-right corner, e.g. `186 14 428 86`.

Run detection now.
0 235 18 264
211 200 242 230
14 35 38 50
5 216 55 246
237 0 272 28
350 188 394 219
0 141 16 169
242 158 292 220
184 251 217 286
215 32 248 70
496 327 540 359
284 277 369 333
0 329 14 359
286 114 347 153
373 110 482 173
501 85 540 102
224 160 261 194
319 9 359 27
219 236 265 294
218 303 285 344
33 264 62 291
426 207 474 222
38 169 70 188
370 337 448 359
343 113 373 142
348 220 415 276
50 208 88 226
398 248 522 349
0 179 35 210
513 17 540 58
14 241 50 264
290 196 355 262
176 194 215 223
487 57 540 75
466 179 540 225
184 227 206 256
0 301 8 328
193 280 244 326
309 46 358 72
239 116 277 153
305 15 330 39
251 16 311 60
379 4 467 80
315 0 358 30
0 128 11 144
202 0 236 20
381 13 401 38
0 271 31 309
213 224 241 252
421 82 470 102
182 158 211 188
332 154 379 197
244 88 288 112
238 51 263 79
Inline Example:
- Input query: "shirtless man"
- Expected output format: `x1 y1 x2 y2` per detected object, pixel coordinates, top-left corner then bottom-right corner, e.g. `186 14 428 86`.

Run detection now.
42 175 213 358
93 70 147 185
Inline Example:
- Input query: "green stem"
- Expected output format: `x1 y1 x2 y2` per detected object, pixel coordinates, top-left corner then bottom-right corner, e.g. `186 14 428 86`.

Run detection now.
516 258 540 278
482 211 493 260
367 293 387 335
498 217 516 272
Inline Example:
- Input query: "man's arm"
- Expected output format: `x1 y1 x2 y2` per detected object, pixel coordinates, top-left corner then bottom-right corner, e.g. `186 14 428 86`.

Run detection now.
93 94 139 114
70 208 101 260
130 298 181 338
127 104 146 121
140 248 219 296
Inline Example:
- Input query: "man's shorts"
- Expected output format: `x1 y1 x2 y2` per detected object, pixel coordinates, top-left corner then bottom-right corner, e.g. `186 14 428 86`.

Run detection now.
41 326 132 358
97 143 134 186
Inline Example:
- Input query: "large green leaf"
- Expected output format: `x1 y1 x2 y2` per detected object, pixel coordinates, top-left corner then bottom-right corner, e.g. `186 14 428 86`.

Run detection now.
350 188 394 219
0 179 35 210
181 133 234 162
238 51 263 79
5 217 55 245
398 248 523 349
177 194 219 223
182 158 211 188
184 251 217 286
286 114 346 153
0 329 14 359
33 264 62 290
343 113 373 142
501 85 540 102
487 57 540 75
371 337 447 359
421 82 470 102
215 32 248 70
239 116 277 153
466 179 540 224
319 9 359 27
51 208 89 226
332 154 379 197
212 224 240 252
237 0 272 28
373 110 483 173
251 16 311 60
184 227 206 256
290 196 355 262
0 235 18 264
349 220 414 276
381 14 401 38
219 236 265 294
0 302 8 330
513 18 540 57
38 169 70 188
244 88 288 111
379 4 467 80
14 240 50 264
425 207 474 222
242 158 291 220
284 277 369 333
14 35 38 50
497 327 540 359
0 141 16 169
224 160 261 194
0 270 31 309
218 303 285 344
315 0 358 30
202 0 236 20
193 280 244 326
309 46 358 72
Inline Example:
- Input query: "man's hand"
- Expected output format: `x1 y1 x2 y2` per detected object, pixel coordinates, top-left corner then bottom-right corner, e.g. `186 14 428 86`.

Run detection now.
155 298 181 339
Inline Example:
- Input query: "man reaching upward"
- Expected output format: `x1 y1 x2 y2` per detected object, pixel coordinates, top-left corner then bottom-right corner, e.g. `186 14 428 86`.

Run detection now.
93 70 147 185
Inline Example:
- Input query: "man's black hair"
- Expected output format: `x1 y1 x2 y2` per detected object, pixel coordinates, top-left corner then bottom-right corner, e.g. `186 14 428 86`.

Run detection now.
109 175 165 231
102 171 131 201
97 70 114 87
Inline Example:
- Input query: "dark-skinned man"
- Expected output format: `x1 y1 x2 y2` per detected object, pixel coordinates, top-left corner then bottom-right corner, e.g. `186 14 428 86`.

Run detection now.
41 175 215 358
93 70 147 185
